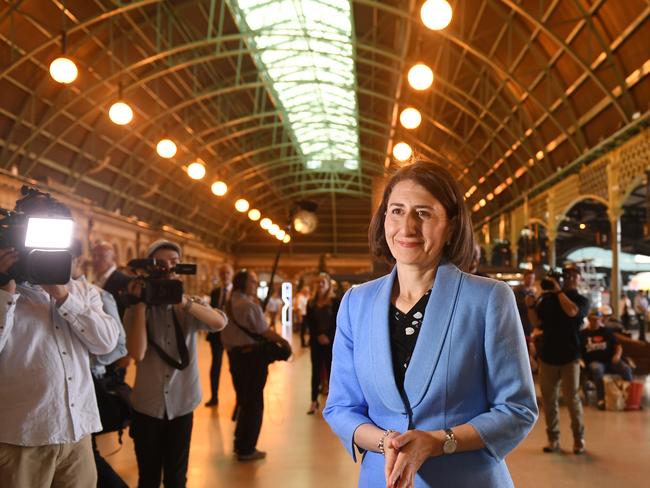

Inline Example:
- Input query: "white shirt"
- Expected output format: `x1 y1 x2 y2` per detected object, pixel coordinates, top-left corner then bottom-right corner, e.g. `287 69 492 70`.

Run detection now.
0 280 120 446
95 265 117 289
634 294 648 314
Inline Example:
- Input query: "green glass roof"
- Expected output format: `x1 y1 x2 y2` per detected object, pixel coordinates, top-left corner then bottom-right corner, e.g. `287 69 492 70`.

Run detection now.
231 0 360 171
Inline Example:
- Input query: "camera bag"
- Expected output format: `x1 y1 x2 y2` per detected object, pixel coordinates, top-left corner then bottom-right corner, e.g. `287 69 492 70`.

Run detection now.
231 317 291 364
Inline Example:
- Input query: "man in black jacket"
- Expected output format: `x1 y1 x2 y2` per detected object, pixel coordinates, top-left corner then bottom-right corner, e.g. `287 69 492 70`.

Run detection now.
91 242 131 320
205 263 234 407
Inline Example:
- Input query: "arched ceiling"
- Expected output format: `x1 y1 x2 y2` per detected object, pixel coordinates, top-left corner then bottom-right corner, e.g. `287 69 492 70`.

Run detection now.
0 0 648 256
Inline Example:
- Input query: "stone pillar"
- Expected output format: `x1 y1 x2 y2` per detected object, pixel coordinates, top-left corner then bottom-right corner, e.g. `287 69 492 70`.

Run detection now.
547 227 557 269
608 209 622 319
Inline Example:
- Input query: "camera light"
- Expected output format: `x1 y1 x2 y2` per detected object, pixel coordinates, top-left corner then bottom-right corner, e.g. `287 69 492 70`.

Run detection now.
282 234 291 244
108 101 134 125
269 224 279 236
248 209 261 221
211 181 227 196
25 218 74 249
235 199 250 213
187 162 206 180
49 56 78 84
156 138 177 158
260 218 272 230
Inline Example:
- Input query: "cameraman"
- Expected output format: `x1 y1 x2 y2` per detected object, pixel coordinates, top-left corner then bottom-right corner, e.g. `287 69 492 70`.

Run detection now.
0 224 120 484
124 240 227 488
526 267 589 455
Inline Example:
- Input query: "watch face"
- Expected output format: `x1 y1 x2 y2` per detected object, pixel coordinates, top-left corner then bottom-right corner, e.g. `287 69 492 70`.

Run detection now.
443 437 457 454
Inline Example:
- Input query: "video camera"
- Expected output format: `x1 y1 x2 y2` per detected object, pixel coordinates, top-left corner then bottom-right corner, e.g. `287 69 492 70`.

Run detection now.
127 258 196 306
0 186 74 286
540 270 565 291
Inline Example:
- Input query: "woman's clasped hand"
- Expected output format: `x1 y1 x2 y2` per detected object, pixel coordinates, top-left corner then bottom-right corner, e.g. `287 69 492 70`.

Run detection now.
384 430 440 488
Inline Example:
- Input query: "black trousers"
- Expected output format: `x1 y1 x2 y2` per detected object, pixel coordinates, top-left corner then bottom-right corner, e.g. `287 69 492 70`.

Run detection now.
228 348 268 455
130 410 193 488
310 342 333 402
92 435 128 488
207 333 224 401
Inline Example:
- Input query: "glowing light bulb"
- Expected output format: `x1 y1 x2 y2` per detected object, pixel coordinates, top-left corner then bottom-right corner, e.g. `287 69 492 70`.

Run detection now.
276 229 286 240
248 209 261 221
156 139 177 158
407 64 434 91
49 57 78 84
187 162 206 180
421 0 453 30
282 234 291 244
260 218 272 230
392 142 413 162
108 101 133 125
235 199 250 213
211 181 227 196
399 108 422 129
269 224 279 236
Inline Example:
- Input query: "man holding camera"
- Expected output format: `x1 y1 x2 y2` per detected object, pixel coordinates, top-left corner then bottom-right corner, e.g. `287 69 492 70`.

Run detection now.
527 267 590 455
124 240 227 488
0 252 120 487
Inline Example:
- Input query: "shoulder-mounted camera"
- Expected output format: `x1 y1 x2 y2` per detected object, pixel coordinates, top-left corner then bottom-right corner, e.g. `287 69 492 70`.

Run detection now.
126 258 196 306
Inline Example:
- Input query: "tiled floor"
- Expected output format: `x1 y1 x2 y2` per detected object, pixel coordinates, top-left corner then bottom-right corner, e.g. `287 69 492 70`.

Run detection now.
97 335 650 487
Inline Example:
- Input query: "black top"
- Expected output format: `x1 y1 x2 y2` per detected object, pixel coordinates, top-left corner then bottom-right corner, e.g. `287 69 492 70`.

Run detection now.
580 327 618 364
305 299 339 344
535 289 590 365
389 290 431 395
513 285 535 337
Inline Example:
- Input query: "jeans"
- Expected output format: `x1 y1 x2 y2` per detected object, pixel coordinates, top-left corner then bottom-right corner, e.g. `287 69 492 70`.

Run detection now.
588 360 633 401
539 359 584 442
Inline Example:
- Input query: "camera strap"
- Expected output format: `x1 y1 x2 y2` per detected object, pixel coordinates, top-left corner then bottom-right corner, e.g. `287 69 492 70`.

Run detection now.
146 306 190 370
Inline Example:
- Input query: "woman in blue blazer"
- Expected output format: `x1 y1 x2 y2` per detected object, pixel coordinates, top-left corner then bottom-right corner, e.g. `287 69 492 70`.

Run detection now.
323 161 538 488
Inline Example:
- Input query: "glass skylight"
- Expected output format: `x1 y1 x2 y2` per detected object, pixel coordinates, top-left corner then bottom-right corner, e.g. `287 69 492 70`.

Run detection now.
231 0 360 172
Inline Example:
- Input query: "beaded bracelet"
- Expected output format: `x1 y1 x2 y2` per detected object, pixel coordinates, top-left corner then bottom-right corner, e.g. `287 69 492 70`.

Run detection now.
378 429 396 455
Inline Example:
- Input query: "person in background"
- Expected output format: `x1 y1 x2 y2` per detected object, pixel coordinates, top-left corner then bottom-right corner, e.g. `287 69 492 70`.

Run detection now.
220 269 292 462
71 239 129 488
580 309 633 410
324 161 537 487
633 291 648 342
266 285 283 331
124 240 227 488
294 284 311 347
205 263 234 407
527 267 590 455
304 273 339 415
620 293 632 330
513 270 538 371
92 241 131 320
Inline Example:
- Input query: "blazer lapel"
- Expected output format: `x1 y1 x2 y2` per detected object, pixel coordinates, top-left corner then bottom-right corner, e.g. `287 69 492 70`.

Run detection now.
370 267 405 412
403 262 463 409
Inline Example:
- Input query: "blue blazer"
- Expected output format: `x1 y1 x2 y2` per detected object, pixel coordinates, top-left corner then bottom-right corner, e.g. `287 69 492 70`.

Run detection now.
323 263 538 487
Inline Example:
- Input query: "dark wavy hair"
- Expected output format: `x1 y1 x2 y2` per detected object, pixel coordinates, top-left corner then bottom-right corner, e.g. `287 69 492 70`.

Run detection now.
232 269 250 293
368 160 475 271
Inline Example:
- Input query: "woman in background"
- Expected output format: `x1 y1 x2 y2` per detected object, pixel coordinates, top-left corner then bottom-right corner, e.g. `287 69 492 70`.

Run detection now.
305 273 339 414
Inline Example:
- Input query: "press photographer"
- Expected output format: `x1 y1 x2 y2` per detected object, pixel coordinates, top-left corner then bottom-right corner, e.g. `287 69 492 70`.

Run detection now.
0 189 120 488
123 239 227 488
526 267 590 455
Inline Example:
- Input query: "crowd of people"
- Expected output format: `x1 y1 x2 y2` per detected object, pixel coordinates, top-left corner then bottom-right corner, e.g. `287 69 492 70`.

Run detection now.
0 164 646 488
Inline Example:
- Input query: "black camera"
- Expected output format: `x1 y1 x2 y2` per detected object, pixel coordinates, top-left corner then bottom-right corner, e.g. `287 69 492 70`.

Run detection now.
127 258 196 306
540 270 564 291
0 186 74 286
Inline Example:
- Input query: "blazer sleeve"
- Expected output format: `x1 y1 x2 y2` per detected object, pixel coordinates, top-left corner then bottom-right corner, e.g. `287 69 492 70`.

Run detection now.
323 288 372 462
467 281 539 461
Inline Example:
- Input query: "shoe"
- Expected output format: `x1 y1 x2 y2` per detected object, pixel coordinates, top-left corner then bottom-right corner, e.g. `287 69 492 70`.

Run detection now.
237 449 266 462
573 439 586 455
542 441 560 453
204 398 218 407
306 401 319 415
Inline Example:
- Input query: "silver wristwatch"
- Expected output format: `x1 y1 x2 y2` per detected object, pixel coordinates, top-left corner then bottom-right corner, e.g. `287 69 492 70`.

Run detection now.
442 428 457 455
